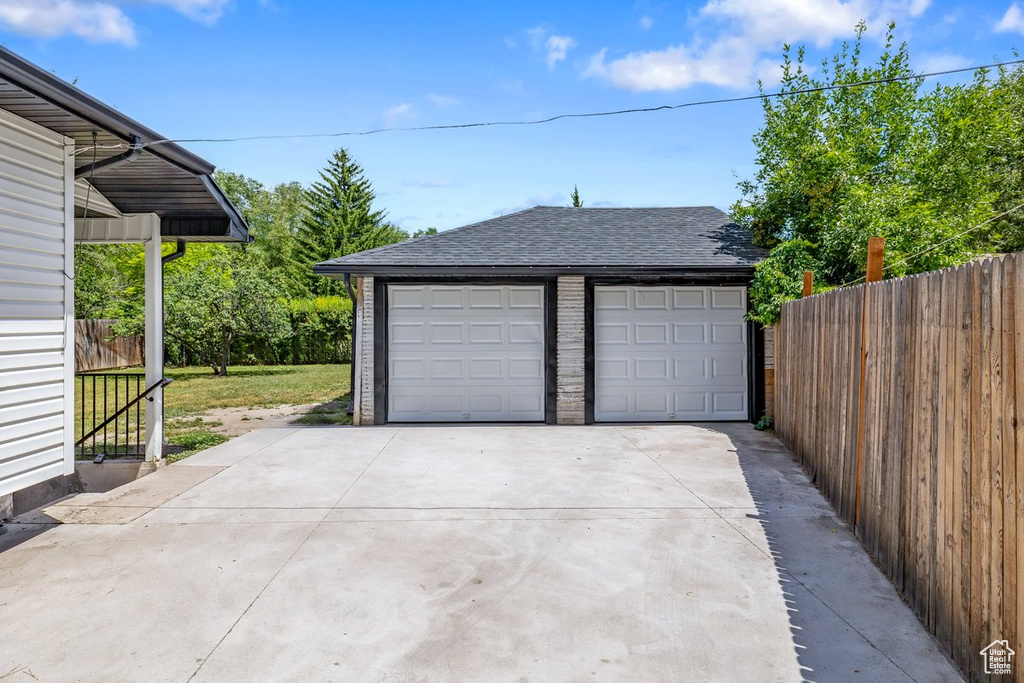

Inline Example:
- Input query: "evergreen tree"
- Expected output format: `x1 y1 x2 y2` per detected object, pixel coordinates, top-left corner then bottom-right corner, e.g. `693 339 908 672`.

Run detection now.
295 149 399 295
570 185 583 208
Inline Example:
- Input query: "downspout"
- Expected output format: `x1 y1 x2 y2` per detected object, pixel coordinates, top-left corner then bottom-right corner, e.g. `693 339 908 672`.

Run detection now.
344 273 357 416
162 240 186 265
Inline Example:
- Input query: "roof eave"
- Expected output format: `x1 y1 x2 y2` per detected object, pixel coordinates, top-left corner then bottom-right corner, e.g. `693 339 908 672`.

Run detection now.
200 175 252 242
0 46 213 176
313 264 759 278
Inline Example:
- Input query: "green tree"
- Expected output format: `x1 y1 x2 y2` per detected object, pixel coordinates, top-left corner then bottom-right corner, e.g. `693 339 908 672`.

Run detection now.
114 247 291 375
295 149 401 296
735 23 1023 323
73 244 140 319
215 170 307 296
570 185 583 208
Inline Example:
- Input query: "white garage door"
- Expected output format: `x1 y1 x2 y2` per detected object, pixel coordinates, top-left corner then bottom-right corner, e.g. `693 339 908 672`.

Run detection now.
594 286 748 421
387 284 546 422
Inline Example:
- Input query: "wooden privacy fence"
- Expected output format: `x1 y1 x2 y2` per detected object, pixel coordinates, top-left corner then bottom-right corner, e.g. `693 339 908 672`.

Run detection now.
775 253 1023 681
74 319 143 372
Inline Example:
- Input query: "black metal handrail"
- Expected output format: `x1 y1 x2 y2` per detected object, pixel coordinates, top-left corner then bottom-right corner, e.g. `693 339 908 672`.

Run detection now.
75 373 172 460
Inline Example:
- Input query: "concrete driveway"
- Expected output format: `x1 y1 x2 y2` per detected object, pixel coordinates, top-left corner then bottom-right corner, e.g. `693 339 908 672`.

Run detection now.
1 425 960 682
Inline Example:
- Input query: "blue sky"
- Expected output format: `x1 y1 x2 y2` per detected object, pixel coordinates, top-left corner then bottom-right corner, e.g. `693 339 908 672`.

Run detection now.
0 0 1021 231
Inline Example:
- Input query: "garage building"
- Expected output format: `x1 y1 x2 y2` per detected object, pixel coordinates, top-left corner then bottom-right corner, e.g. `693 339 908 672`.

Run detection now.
314 206 768 425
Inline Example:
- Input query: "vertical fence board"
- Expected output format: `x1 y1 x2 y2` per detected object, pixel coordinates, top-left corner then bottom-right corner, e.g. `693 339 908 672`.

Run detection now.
1002 255 1018 665
774 255 1022 682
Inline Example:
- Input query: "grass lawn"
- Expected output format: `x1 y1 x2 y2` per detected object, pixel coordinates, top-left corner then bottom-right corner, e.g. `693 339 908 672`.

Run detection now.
76 364 351 462
163 364 350 418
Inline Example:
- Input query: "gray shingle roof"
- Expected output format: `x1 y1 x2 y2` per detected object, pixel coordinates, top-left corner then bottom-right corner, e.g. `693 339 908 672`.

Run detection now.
315 206 767 275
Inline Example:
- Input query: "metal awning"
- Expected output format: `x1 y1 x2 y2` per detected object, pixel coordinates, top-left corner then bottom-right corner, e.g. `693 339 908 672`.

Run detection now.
0 46 249 242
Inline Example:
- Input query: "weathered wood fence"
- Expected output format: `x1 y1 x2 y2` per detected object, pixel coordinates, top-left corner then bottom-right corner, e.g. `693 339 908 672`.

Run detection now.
776 253 1023 681
74 319 143 372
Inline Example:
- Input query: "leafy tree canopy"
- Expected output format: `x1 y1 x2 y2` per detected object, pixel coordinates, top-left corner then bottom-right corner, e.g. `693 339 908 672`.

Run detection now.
114 247 291 376
735 23 1024 324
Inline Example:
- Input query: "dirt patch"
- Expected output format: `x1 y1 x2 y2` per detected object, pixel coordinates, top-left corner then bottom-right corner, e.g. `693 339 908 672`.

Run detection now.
198 404 317 436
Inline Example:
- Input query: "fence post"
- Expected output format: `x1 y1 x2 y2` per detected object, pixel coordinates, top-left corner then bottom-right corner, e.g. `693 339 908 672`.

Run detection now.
854 237 886 528
802 271 813 297
866 237 885 283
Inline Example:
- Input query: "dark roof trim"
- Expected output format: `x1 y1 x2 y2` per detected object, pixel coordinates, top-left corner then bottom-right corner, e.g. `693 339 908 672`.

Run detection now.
199 175 252 242
313 264 757 278
0 46 214 176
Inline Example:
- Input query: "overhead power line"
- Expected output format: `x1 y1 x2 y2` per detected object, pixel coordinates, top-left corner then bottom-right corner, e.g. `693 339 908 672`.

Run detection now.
124 57 1024 149
838 200 1024 288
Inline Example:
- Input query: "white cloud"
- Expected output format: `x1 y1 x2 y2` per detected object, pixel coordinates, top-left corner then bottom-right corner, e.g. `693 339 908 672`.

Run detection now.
584 0 934 92
0 0 137 44
404 178 453 188
493 192 566 216
545 34 576 69
427 93 460 109
996 3 1024 33
524 25 576 69
916 52 972 73
0 0 230 45
639 15 653 30
381 103 415 128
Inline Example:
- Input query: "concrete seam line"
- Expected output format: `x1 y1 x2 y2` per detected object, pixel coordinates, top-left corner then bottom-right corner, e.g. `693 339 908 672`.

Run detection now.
184 515 327 683
610 427 720 513
187 427 403 681
200 427 302 468
332 427 402 508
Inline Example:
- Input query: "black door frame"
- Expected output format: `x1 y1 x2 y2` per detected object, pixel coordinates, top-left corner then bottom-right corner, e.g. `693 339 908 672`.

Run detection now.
373 277 558 425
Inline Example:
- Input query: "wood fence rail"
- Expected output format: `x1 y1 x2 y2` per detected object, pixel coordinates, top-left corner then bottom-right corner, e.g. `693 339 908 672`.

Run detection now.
775 253 1023 681
74 319 144 373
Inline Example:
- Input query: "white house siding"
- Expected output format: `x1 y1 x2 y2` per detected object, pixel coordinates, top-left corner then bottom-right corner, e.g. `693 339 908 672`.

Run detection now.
0 107 74 497
556 276 585 424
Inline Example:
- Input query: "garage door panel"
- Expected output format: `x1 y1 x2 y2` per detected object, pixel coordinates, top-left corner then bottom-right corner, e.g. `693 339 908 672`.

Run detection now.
390 323 425 344
596 323 629 344
390 359 425 380
711 356 746 379
674 357 708 380
390 288 428 308
711 288 745 309
595 286 747 421
674 393 709 414
635 358 669 380
673 323 706 343
595 288 628 309
468 322 503 343
711 322 745 344
634 323 668 344
469 287 502 308
428 323 463 344
509 288 543 308
713 393 746 413
387 284 546 422
429 288 463 308
634 289 669 309
508 322 543 343
673 289 706 309
469 357 503 379
509 358 543 379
